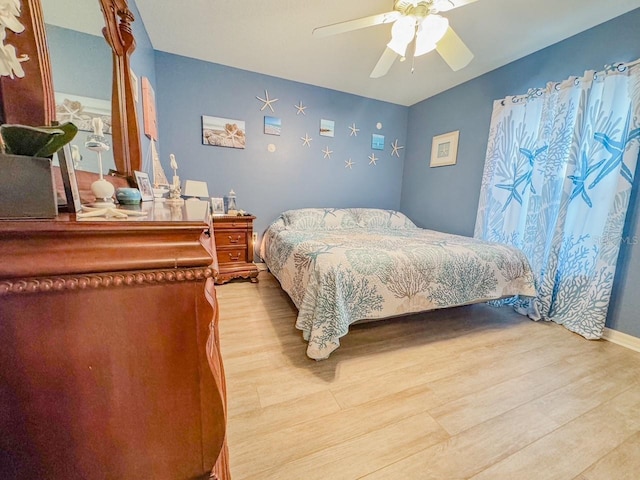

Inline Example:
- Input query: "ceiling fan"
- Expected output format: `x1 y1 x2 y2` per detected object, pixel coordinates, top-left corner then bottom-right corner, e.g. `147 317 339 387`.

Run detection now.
313 0 477 78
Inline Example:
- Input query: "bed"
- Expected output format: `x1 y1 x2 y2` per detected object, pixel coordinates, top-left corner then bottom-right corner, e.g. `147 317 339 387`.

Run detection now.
261 208 536 360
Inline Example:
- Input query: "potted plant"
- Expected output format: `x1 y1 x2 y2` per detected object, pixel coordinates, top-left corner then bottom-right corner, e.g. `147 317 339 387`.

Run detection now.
0 122 78 219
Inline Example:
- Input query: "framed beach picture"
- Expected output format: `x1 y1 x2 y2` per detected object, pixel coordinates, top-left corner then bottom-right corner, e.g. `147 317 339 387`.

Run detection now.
134 170 154 201
55 92 112 134
320 119 335 137
371 134 385 150
202 115 246 149
430 130 459 167
264 116 281 136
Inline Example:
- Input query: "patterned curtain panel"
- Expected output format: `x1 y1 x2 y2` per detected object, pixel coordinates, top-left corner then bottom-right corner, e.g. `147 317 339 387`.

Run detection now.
475 60 640 339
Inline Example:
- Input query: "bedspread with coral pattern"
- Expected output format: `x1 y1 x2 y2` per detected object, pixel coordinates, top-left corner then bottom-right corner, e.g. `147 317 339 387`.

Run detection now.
261 208 536 360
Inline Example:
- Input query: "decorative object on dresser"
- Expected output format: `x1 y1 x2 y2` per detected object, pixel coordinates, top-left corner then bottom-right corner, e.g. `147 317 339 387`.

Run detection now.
85 117 115 207
134 169 153 201
0 122 78 219
226 188 238 215
213 214 259 284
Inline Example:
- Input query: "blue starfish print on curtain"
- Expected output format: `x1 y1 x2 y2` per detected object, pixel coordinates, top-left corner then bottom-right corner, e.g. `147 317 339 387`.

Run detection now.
495 145 547 211
518 146 548 195
589 110 640 189
495 167 525 211
568 152 606 207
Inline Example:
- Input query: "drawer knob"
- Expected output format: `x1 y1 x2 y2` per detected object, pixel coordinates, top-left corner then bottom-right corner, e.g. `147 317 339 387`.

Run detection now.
228 235 241 243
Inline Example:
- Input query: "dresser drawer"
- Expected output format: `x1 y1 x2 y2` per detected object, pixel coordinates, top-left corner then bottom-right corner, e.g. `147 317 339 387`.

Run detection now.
217 248 247 265
214 231 247 247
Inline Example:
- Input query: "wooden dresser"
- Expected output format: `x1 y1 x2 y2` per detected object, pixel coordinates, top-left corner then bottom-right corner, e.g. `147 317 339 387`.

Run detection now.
0 205 230 480
212 215 259 284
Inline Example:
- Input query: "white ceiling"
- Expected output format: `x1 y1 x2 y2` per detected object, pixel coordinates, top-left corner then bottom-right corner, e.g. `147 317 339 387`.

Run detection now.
48 0 640 106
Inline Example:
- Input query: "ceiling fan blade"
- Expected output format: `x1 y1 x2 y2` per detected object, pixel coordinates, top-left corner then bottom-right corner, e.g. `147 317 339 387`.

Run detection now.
370 47 399 78
433 0 479 13
436 26 474 71
313 11 399 37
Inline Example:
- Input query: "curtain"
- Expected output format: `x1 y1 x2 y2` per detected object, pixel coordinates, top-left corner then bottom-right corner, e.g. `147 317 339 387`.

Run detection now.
475 60 640 339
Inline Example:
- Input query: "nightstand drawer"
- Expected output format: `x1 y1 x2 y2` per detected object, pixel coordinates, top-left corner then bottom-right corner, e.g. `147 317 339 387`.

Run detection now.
218 248 247 265
215 231 247 247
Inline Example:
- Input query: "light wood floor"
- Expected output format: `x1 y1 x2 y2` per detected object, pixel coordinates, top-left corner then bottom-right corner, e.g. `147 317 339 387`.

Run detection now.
216 271 640 479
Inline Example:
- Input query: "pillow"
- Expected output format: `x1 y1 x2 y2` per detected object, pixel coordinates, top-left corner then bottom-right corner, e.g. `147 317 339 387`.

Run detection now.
352 208 417 229
281 208 358 230
281 208 417 230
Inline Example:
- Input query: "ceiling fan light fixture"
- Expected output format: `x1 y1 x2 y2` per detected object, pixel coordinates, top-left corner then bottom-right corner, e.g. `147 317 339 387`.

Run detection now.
414 14 449 56
387 15 417 57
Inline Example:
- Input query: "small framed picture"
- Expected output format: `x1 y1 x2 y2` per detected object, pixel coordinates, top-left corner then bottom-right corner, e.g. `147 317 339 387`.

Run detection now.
211 197 225 215
320 119 335 137
430 130 459 167
134 170 154 201
264 116 281 136
371 134 385 150
57 144 83 213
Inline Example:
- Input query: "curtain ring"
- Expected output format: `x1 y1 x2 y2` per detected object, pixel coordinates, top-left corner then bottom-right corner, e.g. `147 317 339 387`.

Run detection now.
617 63 627 72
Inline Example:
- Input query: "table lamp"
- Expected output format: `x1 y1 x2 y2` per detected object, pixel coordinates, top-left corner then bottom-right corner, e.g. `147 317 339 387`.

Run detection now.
183 180 209 201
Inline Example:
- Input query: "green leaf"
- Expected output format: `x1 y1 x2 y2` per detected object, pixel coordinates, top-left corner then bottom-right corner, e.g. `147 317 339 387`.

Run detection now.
0 122 79 158
35 122 79 157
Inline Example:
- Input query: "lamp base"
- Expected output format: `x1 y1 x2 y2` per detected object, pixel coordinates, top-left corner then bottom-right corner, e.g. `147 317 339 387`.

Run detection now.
91 178 115 207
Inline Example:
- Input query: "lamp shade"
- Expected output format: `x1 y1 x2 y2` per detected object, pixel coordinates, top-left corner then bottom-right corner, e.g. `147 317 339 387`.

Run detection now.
415 14 449 57
183 180 209 199
387 15 417 57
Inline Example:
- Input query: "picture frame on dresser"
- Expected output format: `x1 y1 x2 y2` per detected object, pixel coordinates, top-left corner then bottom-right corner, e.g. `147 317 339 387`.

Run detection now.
134 170 154 201
211 197 225 215
58 144 83 213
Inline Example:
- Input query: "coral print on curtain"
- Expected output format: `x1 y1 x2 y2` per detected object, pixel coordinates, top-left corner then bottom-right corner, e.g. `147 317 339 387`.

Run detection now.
475 59 640 339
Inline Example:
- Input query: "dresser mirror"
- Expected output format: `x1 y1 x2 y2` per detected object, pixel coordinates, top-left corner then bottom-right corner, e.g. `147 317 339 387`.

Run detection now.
0 0 142 178
42 0 116 174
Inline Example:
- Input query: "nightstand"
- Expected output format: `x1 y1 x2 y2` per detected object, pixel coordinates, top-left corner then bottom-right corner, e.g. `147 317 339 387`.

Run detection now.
212 215 259 284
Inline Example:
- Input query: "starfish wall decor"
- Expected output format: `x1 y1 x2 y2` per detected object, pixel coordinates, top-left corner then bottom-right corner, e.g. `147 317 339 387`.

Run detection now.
256 90 278 112
368 153 378 165
322 146 333 159
301 133 312 147
391 139 404 157
295 101 307 115
349 123 360 136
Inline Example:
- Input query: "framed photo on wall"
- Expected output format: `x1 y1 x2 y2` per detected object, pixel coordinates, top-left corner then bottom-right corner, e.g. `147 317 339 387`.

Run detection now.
430 130 459 167
202 115 246 149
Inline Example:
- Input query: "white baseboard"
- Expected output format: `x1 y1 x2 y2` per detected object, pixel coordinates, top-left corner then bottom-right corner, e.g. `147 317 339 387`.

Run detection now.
602 328 640 353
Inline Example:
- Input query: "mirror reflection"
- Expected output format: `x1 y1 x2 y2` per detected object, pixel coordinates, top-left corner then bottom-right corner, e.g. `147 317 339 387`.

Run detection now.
42 0 116 174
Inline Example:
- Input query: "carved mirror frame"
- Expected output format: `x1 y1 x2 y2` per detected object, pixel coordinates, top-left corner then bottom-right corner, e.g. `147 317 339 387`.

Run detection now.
0 0 142 176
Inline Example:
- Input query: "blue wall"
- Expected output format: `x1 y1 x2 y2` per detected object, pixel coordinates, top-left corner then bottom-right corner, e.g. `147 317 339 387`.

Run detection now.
401 8 640 337
154 52 408 243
